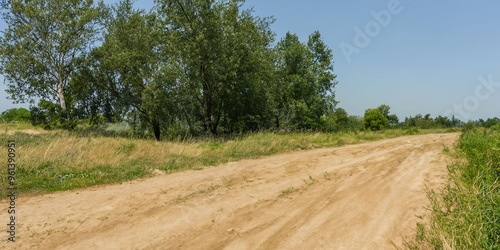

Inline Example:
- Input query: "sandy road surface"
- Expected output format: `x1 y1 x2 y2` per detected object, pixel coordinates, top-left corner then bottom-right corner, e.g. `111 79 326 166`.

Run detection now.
1 133 459 249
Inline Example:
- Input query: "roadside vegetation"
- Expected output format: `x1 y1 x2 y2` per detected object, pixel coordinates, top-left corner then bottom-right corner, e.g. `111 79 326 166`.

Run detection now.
411 124 500 249
0 121 457 199
0 0 474 141
1 1 499 246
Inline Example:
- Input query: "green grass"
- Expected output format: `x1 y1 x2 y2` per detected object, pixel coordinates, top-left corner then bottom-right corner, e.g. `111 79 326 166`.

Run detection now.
0 124 457 199
279 186 299 197
410 128 500 249
0 122 40 131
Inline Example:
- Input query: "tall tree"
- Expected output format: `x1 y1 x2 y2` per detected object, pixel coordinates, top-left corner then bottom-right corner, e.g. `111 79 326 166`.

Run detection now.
156 0 275 135
273 32 312 128
92 0 170 140
273 31 337 130
377 104 398 126
307 31 337 112
0 0 105 115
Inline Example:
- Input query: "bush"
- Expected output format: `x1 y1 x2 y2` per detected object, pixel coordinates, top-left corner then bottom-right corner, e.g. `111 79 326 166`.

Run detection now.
324 107 350 132
1 108 31 122
462 122 476 133
364 108 389 131
30 100 77 130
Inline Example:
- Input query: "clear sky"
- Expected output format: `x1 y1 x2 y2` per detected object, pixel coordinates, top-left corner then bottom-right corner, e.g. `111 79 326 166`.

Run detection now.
1 0 499 121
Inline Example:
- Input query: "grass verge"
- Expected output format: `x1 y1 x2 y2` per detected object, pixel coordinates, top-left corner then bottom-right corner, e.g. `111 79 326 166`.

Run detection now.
0 123 457 199
410 127 500 249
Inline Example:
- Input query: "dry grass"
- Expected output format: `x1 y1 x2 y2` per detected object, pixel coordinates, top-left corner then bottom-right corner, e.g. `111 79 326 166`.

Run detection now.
0 123 458 198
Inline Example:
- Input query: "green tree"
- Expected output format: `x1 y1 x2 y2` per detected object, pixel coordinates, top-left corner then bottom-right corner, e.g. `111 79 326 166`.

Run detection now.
91 0 171 140
325 107 349 132
377 104 391 118
376 104 398 126
30 100 62 129
434 115 452 128
0 0 105 115
484 117 500 128
404 114 422 127
387 114 399 126
156 0 275 135
364 108 389 131
348 115 364 132
307 30 338 113
273 32 309 128
0 108 31 122
273 31 336 130
67 55 122 125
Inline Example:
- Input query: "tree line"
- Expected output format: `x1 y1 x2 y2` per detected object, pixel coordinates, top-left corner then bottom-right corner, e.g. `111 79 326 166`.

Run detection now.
4 103 499 134
2 1 497 140
0 0 339 140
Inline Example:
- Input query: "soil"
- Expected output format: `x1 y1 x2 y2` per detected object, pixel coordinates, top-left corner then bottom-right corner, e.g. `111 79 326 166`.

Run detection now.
0 133 459 249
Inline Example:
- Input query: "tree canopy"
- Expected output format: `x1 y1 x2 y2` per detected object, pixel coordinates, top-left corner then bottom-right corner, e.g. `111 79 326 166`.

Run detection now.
0 0 339 139
0 0 105 115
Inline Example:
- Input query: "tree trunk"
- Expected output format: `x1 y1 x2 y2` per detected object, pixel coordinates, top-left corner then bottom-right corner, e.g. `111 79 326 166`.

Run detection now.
57 79 69 122
203 95 212 133
276 107 281 128
210 97 224 135
57 80 67 111
152 118 161 141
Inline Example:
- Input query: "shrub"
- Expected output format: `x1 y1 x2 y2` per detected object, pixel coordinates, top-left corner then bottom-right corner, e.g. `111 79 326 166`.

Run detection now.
1 108 31 122
364 108 389 131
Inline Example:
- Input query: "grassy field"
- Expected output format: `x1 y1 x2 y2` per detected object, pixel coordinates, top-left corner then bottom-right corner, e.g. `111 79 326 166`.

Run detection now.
0 123 457 199
411 126 500 249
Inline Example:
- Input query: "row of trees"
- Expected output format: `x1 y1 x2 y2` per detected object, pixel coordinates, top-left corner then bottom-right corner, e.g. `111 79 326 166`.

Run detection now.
360 104 494 130
5 104 497 132
0 0 337 140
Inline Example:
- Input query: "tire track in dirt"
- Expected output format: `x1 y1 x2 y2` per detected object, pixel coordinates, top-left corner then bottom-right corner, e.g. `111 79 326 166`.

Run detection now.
0 133 458 249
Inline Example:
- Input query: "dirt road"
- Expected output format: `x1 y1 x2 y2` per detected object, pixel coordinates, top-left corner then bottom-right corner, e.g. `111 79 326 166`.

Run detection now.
1 133 459 249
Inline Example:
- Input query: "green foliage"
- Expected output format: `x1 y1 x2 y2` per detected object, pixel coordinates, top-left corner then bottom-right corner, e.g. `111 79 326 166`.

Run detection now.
324 107 349 132
29 100 78 130
272 31 337 131
0 0 105 112
462 121 477 133
30 100 62 129
90 0 166 140
156 0 277 135
0 108 31 122
387 114 399 126
434 115 453 128
376 104 398 126
67 56 121 126
405 127 419 135
288 100 321 130
491 123 500 132
377 104 391 118
483 117 500 128
0 0 341 137
17 161 153 194
364 108 389 131
347 115 364 132
403 114 461 129
414 129 500 249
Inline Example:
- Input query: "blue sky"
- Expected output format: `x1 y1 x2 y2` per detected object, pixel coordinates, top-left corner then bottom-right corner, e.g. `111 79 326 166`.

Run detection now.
1 0 499 121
